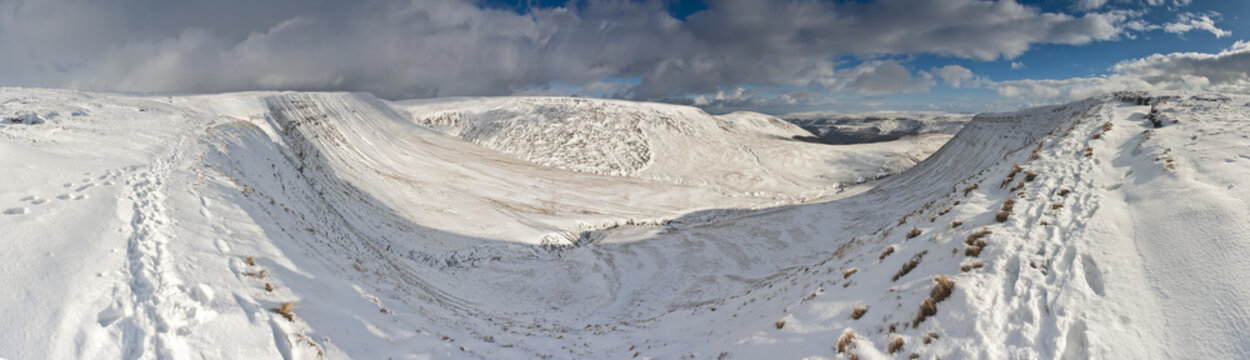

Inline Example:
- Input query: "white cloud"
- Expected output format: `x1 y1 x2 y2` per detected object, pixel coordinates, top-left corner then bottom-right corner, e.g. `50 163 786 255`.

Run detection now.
995 40 1250 102
0 0 1151 101
1163 13 1231 38
933 65 977 88
1011 62 1027 70
1144 0 1192 7
1074 0 1109 11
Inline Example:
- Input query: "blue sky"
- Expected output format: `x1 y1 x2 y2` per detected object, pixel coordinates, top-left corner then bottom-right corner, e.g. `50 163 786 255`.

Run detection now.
1 0 1247 114
474 0 1249 113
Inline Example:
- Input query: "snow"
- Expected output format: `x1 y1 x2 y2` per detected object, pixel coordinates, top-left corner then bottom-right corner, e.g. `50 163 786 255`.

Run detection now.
395 96 946 198
783 111 972 144
1 88 1249 359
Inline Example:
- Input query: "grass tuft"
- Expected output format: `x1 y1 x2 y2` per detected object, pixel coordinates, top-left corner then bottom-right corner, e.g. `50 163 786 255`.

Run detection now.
995 211 1010 223
842 268 858 279
906 227 922 239
930 274 955 302
965 246 982 257
893 251 928 281
888 336 905 354
271 302 296 321
879 246 895 260
851 306 868 320
960 262 984 272
837 329 857 353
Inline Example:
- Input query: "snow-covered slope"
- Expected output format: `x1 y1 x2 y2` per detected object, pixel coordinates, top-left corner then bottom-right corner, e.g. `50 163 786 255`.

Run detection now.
2 89 1248 359
784 111 972 144
395 97 947 197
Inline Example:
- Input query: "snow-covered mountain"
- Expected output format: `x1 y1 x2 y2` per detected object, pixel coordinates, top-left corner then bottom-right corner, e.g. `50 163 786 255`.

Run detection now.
1 89 1248 359
784 111 972 144
395 97 947 197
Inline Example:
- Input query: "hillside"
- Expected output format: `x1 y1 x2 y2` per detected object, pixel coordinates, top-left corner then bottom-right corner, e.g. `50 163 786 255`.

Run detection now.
784 111 972 144
395 97 948 198
1 89 1248 359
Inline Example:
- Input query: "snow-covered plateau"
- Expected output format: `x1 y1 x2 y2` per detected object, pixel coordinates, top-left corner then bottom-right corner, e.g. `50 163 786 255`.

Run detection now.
1 89 1248 359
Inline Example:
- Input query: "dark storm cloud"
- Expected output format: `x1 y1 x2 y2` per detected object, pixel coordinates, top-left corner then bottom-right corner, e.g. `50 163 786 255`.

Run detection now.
0 0 1140 100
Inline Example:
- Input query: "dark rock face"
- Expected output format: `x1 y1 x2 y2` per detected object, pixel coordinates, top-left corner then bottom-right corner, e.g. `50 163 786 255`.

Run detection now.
3 113 45 125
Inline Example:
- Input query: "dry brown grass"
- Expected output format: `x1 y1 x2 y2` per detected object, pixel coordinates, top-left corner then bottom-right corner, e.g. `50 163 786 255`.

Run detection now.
265 282 274 292
960 262 984 272
242 269 266 279
1001 198 1016 212
888 336 905 354
913 298 937 327
951 221 962 228
272 302 296 321
912 275 956 327
965 246 983 257
775 320 785 329
1052 203 1064 209
893 250 928 281
837 329 857 353
1001 163 1025 187
1024 172 1038 182
1084 146 1094 157
851 306 868 320
1058 189 1070 196
1011 180 1026 192
965 227 991 245
995 210 1010 223
963 183 978 196
906 227 922 239
843 268 858 279
931 274 955 302
879 246 895 260
245 256 256 266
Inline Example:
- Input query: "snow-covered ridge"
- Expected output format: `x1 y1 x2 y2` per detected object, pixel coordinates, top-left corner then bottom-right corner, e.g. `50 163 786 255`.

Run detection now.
2 89 1248 359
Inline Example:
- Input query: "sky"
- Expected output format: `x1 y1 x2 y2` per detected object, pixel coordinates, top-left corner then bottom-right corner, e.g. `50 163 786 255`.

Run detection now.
0 0 1246 114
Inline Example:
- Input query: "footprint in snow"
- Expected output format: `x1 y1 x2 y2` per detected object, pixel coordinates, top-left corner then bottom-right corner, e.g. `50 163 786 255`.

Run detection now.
4 207 29 215
57 194 72 200
31 198 48 205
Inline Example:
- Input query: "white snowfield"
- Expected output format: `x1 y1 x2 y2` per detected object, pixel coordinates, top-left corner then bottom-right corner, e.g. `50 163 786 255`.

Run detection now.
1 88 1248 359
